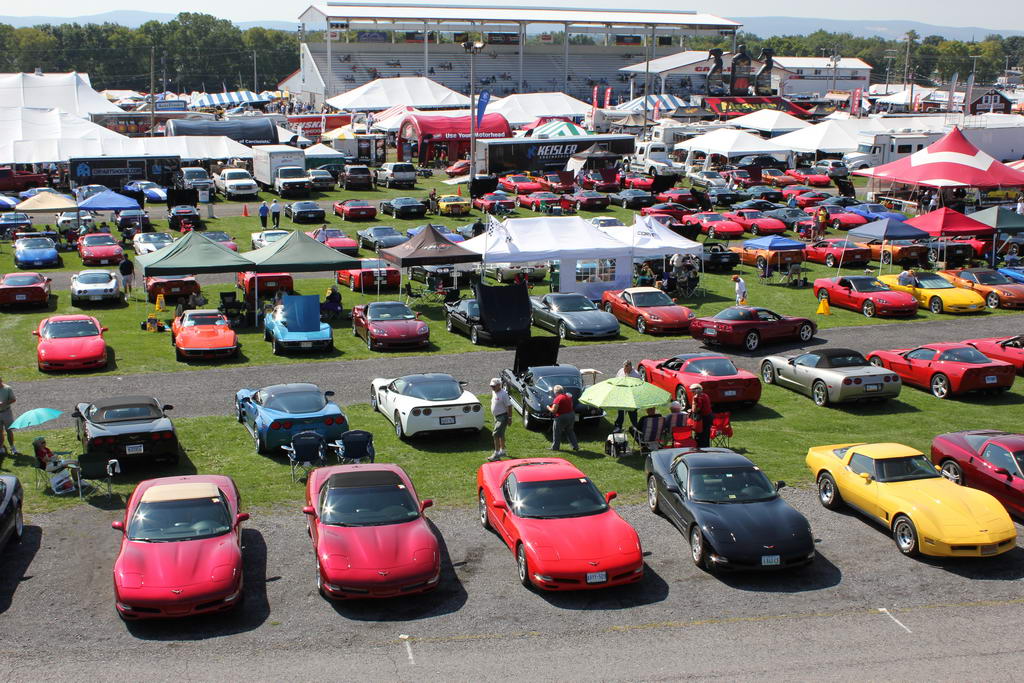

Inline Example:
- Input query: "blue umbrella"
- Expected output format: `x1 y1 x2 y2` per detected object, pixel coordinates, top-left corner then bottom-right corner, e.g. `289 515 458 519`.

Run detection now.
10 408 63 430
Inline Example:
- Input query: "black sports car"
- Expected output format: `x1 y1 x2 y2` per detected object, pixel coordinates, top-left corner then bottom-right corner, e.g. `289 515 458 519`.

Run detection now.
284 200 326 223
444 298 494 345
817 196 862 208
700 242 741 271
115 209 152 231
410 264 458 288
916 239 974 267
609 189 656 209
380 196 427 219
707 187 744 206
73 396 178 477
357 225 409 250
0 475 24 548
529 293 619 340
645 448 815 572
731 199 782 212
499 337 605 430
168 205 202 231
764 207 813 229
744 185 784 203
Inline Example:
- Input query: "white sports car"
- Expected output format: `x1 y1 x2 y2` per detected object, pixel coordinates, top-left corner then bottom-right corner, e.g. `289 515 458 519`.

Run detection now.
70 269 123 305
56 211 95 230
370 373 484 438
132 232 174 255
250 230 290 250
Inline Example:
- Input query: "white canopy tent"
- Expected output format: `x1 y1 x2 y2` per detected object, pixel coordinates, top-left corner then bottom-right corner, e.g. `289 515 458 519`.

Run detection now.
728 109 809 135
326 77 470 112
304 142 346 159
0 107 127 147
770 119 862 154
674 128 791 170
0 135 253 164
598 215 703 258
275 125 312 147
0 72 122 116
486 92 591 128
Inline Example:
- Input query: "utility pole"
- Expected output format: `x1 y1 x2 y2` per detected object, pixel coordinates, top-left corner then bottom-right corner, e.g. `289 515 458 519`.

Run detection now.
903 33 913 111
253 50 258 92
149 46 156 137
161 53 166 93
884 49 897 93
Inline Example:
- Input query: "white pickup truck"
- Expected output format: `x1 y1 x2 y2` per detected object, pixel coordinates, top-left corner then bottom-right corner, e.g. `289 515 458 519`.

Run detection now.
628 141 686 175
214 168 259 199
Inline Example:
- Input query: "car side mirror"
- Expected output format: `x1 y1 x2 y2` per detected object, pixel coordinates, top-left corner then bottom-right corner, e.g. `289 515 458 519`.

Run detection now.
415 312 422 319
994 467 1011 478
31 331 39 336
101 327 109 332
493 500 508 511
302 506 315 516
605 491 618 503
111 520 125 532
858 472 872 482
235 512 250 525
787 358 795 365
420 499 433 512
775 480 786 491
663 481 680 494
324 390 335 398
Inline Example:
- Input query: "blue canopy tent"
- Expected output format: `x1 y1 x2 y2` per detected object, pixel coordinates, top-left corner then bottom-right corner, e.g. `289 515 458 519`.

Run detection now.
742 235 805 250
77 190 140 212
847 218 930 275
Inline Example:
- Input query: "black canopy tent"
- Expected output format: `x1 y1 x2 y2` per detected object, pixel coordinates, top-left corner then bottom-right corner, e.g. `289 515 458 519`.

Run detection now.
379 225 482 301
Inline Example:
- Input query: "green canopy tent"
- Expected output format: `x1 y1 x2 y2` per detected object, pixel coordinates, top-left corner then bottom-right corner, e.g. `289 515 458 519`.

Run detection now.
136 230 254 275
243 230 361 272
970 207 1024 263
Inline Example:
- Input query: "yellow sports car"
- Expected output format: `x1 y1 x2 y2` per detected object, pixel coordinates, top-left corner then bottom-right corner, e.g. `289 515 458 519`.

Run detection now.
878 272 986 314
436 194 471 216
806 442 1016 557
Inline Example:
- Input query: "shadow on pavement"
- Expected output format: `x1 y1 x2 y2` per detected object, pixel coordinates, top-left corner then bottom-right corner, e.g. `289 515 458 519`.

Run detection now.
0 524 42 614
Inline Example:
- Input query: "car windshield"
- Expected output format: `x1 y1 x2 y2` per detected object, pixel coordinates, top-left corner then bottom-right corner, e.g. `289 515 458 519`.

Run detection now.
874 455 940 483
404 378 463 401
464 300 480 317
5 275 42 285
359 259 388 269
321 484 419 526
512 477 608 519
395 198 420 205
371 227 400 236
551 296 596 312
345 200 371 207
702 172 722 179
367 302 415 321
686 358 738 376
77 272 113 284
206 231 231 242
278 168 305 178
825 240 860 249
223 170 250 179
139 233 171 243
43 319 99 338
939 347 991 364
534 373 582 392
319 229 345 239
347 167 370 176
295 202 320 210
848 278 889 292
184 314 225 326
689 467 777 503
263 390 326 413
863 204 887 212
127 496 232 542
700 214 724 222
632 290 673 307
83 235 116 246
3 213 29 222
974 271 1012 285
507 176 530 182
265 232 288 242
183 169 208 179
19 238 54 249
916 274 954 289
741 211 766 219
135 182 157 190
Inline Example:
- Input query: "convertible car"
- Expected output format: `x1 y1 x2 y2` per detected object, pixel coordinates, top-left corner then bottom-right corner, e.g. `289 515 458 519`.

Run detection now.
14 236 61 269
284 201 326 223
761 347 901 407
35 314 108 371
477 457 643 590
691 306 816 352
537 172 575 193
499 338 604 430
0 272 51 307
69 270 121 305
357 225 408 250
371 373 483 438
263 294 333 355
813 276 918 318
600 287 695 335
878 272 986 314
936 268 1024 309
807 442 1016 557
646 448 813 572
235 383 347 454
171 309 239 361
352 300 430 351
73 395 178 468
307 226 359 255
250 229 290 250
963 336 1024 374
0 474 24 549
379 197 427 219
639 352 760 408
529 293 619 340
931 430 1024 517
336 258 401 291
112 475 247 619
333 199 378 221
800 204 868 229
304 464 440 599
803 239 871 267
866 343 1016 398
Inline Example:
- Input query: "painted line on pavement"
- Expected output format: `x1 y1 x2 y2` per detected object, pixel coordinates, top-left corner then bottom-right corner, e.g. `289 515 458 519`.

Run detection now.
877 607 913 633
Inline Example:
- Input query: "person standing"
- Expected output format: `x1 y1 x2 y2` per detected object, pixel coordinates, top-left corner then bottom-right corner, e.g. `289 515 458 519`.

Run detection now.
1016 194 1024 216
547 385 578 452
928 192 939 213
613 360 640 431
270 199 281 228
488 378 512 462
0 377 18 458
732 274 747 305
118 254 135 301
689 383 714 449
258 201 269 228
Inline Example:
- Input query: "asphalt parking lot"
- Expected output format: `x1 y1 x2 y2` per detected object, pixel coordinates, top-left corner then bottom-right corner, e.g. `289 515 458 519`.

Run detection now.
5 488 1024 681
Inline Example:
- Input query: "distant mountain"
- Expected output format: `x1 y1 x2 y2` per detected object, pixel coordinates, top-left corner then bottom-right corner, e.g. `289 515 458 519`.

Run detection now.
736 16 1024 41
0 11 296 31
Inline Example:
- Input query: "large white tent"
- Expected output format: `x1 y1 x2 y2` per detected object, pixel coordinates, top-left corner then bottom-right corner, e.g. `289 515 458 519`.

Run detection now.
486 92 591 128
0 72 122 116
326 77 470 112
0 135 253 164
598 215 703 258
674 128 790 170
728 109 809 135
0 107 127 147
770 119 862 154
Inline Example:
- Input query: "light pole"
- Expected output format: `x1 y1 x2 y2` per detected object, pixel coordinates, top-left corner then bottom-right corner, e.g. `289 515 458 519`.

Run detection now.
463 39 486 180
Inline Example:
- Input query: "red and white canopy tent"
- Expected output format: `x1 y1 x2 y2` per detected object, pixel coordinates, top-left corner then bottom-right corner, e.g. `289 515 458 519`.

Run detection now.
905 207 995 237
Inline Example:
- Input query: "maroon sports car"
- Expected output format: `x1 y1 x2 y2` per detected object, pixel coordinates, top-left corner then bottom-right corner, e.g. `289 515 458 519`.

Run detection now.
690 306 816 352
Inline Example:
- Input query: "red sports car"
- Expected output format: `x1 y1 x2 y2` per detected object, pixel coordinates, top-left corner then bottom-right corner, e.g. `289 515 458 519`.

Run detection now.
780 185 815 199
579 170 620 193
802 204 868 229
641 203 693 221
760 168 800 187
34 314 108 371
333 199 378 221
205 231 238 251
963 336 1024 374
639 352 761 408
537 172 575 193
619 172 655 191
144 275 200 303
516 192 564 210
477 457 643 591
691 306 816 352
77 233 124 266
445 159 471 177
645 213 687 232
655 188 697 206
949 236 993 258
307 226 359 255
473 192 516 213
352 300 429 351
866 343 1016 399
792 191 835 209
236 272 293 299
803 239 872 267
567 190 610 211
304 463 440 599
723 209 787 236
931 430 1024 517
336 258 401 291
785 167 831 186
682 212 744 239
0 271 51 307
600 286 695 335
171 309 239 361
112 475 248 619
813 275 918 318
498 174 543 194
721 169 759 188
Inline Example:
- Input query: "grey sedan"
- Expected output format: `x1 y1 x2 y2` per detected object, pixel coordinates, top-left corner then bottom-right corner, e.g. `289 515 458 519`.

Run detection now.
759 347 901 407
529 293 620 340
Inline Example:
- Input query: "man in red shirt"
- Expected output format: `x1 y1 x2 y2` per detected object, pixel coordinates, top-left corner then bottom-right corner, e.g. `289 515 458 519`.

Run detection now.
546 385 578 451
690 383 714 448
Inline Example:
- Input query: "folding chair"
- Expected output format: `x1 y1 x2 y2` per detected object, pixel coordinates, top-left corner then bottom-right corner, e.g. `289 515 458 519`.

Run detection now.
282 430 327 482
331 430 376 464
710 413 733 448
670 426 697 448
630 415 666 455
403 282 424 304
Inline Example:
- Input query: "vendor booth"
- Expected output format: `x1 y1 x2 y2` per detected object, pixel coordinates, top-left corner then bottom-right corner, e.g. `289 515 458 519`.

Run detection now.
397 112 512 164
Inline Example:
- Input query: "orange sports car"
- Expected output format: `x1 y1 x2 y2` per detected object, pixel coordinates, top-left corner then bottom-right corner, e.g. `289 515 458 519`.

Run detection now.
144 275 200 303
854 239 928 266
729 245 805 270
936 268 1024 310
170 309 239 361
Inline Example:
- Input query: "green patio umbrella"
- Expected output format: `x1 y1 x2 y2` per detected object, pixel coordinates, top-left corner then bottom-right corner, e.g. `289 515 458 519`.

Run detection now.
579 377 671 411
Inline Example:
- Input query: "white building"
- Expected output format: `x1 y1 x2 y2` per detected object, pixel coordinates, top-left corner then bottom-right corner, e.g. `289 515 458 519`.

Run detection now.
772 57 872 97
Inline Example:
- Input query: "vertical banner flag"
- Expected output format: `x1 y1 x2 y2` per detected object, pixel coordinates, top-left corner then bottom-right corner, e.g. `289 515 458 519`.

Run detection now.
652 99 661 121
604 86 613 108
476 89 490 126
592 85 599 109
947 72 959 112
851 88 861 116
963 73 976 116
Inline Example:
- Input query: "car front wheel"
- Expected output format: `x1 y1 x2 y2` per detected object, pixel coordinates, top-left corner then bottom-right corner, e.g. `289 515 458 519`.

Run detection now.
986 292 1000 309
647 475 661 515
892 515 920 556
479 490 492 530
636 318 647 335
929 297 943 314
516 543 532 588
690 525 711 571
760 362 776 384
817 472 843 509
797 323 814 342
862 300 876 318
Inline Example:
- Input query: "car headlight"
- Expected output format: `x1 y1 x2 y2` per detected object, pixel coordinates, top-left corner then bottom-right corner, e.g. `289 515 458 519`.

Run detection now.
418 324 429 335
371 327 388 336
648 314 661 321
876 298 889 304
999 290 1013 297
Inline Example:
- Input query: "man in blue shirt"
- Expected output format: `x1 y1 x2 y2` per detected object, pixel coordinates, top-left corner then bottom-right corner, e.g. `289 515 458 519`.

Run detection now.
258 201 269 228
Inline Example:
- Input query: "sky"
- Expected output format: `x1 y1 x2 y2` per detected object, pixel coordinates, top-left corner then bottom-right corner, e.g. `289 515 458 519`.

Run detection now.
1 0 1017 31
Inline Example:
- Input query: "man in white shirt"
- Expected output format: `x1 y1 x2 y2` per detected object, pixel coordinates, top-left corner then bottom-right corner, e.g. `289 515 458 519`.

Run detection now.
1016 195 1024 216
487 377 512 461
732 274 747 305
270 199 281 228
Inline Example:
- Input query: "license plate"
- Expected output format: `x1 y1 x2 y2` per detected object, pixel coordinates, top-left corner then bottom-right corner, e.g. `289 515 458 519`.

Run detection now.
100 260 108 264
300 342 312 348
34 261 42 265
865 384 880 392
170 287 180 293
586 571 607 584
704 328 717 336
968 305 977 309
15 294 26 301
723 390 736 397
985 376 997 384
761 555 781 566
126 444 144 455
266 282 277 288
439 416 456 425
90 295 102 301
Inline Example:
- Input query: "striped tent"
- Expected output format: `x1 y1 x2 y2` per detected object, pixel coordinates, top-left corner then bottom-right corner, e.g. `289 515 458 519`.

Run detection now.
190 90 271 108
527 120 591 138
614 94 688 113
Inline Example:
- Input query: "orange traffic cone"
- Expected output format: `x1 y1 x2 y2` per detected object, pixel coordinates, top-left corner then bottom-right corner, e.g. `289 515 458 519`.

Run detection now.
457 185 462 196
242 204 249 217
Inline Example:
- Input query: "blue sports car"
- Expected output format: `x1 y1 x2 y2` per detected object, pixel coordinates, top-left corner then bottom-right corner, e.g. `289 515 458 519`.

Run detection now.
847 203 907 221
123 180 168 202
14 236 61 269
999 266 1024 283
406 224 466 242
235 383 348 453
18 187 66 201
263 294 334 354
0 211 32 236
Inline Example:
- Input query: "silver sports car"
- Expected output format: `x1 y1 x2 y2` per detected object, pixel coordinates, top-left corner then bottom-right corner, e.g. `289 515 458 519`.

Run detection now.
69 269 123 305
759 347 901 406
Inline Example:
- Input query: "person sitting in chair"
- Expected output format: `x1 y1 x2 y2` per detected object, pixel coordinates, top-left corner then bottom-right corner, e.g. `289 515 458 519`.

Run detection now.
664 401 687 438
632 407 666 450
321 285 343 319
